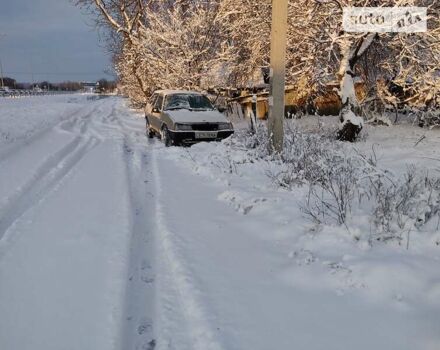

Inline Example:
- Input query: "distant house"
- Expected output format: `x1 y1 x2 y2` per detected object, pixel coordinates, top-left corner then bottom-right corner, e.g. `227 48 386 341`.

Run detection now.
82 82 99 93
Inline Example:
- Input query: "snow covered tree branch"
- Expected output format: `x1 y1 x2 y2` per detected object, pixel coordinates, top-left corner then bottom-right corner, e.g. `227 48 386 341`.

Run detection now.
75 0 439 130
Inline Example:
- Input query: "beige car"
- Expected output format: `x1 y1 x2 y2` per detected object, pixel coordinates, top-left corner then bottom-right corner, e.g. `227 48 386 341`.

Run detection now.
145 90 234 146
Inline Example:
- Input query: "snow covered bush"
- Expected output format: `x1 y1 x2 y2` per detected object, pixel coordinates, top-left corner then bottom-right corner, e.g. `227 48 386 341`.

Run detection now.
268 124 338 188
224 120 440 241
303 156 358 225
417 109 440 128
370 167 440 243
232 122 359 224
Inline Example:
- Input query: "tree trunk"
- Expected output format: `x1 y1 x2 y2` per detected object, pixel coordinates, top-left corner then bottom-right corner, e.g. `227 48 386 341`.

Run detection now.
337 34 376 142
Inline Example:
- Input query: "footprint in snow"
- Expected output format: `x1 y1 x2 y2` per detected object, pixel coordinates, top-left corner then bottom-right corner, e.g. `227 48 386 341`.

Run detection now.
143 339 156 350
137 321 152 335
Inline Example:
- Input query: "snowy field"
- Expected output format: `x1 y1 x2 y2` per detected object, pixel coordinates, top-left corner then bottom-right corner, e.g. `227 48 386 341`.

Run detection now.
0 95 439 350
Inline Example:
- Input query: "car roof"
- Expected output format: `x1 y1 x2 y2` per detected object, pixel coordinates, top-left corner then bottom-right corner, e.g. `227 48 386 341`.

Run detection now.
155 89 203 96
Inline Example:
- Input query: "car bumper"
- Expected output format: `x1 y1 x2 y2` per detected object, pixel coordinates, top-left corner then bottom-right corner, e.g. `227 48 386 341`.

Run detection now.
168 130 234 144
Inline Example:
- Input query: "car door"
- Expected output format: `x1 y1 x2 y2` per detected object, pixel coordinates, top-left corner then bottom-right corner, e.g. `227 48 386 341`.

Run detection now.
150 94 164 131
145 93 157 128
146 93 162 132
145 94 156 115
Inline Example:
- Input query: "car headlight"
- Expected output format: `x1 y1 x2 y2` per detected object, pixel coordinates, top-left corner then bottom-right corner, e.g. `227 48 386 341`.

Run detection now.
218 122 233 130
175 123 192 131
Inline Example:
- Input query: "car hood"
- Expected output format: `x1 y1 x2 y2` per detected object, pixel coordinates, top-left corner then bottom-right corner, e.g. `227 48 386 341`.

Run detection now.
166 109 229 124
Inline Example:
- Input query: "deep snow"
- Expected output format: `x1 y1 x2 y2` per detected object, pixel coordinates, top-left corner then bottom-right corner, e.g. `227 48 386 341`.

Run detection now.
0 95 439 350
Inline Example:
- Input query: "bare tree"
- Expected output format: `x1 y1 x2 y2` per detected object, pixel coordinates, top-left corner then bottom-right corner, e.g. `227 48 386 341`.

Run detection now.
286 0 439 140
217 0 272 86
136 0 229 90
75 0 231 104
75 0 439 125
74 0 151 100
219 0 439 140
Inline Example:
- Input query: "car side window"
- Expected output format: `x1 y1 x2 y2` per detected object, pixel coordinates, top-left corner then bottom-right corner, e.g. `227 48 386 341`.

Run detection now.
153 95 164 112
149 94 157 106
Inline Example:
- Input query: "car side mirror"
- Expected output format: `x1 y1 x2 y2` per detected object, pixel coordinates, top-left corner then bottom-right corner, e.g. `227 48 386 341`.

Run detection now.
152 107 160 113
217 106 226 113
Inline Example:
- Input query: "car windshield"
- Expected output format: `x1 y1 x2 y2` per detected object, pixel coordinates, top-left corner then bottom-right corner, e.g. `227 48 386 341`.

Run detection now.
164 94 213 111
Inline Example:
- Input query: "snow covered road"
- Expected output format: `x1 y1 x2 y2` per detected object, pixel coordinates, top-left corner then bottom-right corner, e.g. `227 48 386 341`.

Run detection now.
0 96 439 350
0 96 155 349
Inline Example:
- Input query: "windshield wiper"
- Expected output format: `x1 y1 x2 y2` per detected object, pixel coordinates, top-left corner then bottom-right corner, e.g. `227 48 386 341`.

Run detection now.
165 106 190 111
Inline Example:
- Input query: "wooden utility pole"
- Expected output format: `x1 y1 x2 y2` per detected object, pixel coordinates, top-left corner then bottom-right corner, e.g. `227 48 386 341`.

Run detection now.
0 58 4 88
268 0 288 153
0 34 4 87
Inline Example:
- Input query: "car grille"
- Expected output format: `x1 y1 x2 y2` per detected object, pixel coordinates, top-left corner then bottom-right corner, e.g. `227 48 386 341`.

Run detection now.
191 123 218 131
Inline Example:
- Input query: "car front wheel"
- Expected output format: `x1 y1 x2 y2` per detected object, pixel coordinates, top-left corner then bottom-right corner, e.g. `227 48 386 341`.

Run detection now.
145 117 155 138
161 125 172 147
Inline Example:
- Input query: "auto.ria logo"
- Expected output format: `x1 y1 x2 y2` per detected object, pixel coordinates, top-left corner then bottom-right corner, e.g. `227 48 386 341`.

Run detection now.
343 7 427 33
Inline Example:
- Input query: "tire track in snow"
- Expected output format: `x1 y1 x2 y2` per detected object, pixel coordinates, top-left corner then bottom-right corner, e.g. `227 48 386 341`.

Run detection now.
118 135 156 350
0 136 99 252
0 100 106 164
151 148 224 350
56 101 110 140
0 101 125 257
104 102 147 142
0 101 119 246
86 100 157 349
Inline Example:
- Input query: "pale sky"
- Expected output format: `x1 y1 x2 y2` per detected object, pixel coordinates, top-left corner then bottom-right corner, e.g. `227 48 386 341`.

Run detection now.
0 0 114 83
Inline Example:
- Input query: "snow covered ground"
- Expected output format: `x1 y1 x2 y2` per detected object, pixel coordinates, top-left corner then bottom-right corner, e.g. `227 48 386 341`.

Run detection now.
0 95 439 350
